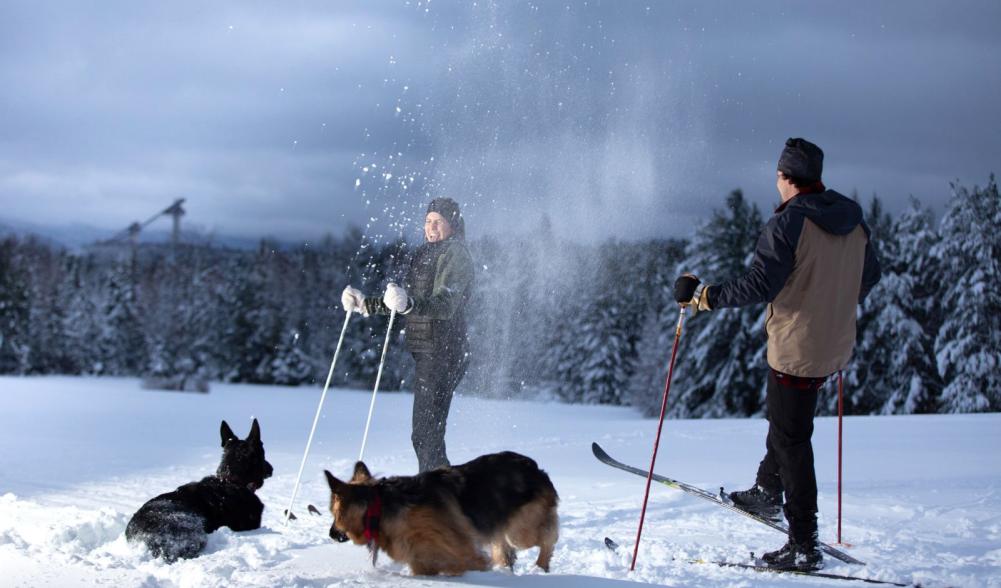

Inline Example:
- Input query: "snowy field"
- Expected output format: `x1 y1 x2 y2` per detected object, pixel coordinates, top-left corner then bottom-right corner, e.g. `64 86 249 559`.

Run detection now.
1 376 999 587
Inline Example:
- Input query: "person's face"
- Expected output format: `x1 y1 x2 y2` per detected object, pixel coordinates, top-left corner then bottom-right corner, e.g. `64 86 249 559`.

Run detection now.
776 171 797 203
424 212 453 242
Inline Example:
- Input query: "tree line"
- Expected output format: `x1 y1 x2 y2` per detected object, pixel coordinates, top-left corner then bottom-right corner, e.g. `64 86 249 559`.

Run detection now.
1 177 998 416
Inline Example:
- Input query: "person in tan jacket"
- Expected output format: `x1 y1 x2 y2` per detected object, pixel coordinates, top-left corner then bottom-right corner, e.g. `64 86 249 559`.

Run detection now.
674 138 881 571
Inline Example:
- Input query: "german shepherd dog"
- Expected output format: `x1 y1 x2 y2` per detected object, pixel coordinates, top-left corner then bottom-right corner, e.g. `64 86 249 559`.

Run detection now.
125 419 274 562
325 451 559 576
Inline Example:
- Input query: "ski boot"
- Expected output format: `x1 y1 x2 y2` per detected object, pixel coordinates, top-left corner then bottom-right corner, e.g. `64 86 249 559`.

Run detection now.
762 539 824 571
728 484 783 521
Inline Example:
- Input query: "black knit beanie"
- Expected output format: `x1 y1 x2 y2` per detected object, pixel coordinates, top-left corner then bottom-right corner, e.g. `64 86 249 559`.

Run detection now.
777 138 824 183
426 197 465 239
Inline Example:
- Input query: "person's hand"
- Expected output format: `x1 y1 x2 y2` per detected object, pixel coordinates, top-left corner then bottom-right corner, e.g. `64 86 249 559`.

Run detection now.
673 273 711 314
341 285 366 315
674 274 700 303
383 282 411 314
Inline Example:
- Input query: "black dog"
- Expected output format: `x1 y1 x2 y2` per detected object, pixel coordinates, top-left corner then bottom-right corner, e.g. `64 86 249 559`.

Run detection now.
125 419 274 562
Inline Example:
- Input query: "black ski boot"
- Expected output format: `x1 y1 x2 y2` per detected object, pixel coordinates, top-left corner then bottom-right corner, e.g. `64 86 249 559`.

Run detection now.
762 539 824 571
728 485 783 520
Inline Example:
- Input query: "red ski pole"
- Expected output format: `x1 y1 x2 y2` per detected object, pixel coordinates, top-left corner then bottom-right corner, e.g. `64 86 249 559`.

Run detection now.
837 369 844 545
631 304 687 571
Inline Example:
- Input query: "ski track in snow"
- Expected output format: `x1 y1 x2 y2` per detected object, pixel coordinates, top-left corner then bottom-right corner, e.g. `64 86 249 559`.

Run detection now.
1 376 999 587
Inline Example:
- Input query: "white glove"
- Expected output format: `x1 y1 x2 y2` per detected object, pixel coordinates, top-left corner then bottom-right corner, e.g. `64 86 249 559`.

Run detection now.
383 282 411 314
341 285 367 315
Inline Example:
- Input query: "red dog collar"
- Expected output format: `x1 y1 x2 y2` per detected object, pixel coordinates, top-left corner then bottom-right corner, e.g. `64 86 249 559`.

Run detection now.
363 491 382 565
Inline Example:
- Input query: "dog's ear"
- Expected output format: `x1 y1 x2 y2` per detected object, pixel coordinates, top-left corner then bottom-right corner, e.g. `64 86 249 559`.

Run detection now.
351 461 373 483
324 470 345 493
220 420 238 447
247 418 261 444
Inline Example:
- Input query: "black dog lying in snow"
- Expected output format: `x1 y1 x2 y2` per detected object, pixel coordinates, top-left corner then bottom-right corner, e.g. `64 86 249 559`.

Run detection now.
125 419 274 562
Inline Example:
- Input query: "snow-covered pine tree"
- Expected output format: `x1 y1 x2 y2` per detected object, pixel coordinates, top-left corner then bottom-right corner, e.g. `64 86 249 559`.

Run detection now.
627 301 675 414
538 242 592 403
625 239 686 410
139 247 222 389
854 198 942 414
932 177 1001 412
185 253 241 384
287 242 329 387
661 189 766 418
548 240 648 405
884 201 943 413
864 194 894 242
59 255 100 374
95 260 145 375
27 275 68 374
270 328 314 385
834 195 893 414
16 237 70 374
555 295 633 405
228 251 280 383
0 238 31 374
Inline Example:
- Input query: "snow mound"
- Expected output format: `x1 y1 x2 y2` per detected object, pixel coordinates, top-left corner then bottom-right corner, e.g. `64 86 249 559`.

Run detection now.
0 492 127 557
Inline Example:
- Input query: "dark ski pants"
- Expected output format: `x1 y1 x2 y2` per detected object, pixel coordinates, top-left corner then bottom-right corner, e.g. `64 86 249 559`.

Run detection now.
411 348 468 473
755 369 823 543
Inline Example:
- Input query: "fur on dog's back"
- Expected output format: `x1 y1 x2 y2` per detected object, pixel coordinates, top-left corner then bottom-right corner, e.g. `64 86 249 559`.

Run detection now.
125 496 207 561
364 452 558 535
326 450 559 575
449 451 558 535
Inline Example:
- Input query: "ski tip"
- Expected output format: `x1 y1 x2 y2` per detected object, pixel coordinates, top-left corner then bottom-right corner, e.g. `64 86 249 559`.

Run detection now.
604 537 619 551
591 442 607 458
307 504 322 516
282 509 298 521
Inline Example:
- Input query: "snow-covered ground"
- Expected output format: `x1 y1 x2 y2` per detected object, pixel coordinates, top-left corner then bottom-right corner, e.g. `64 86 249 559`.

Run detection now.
1 376 999 587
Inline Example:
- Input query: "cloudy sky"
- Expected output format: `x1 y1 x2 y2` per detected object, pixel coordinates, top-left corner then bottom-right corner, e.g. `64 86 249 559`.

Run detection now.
1 0 998 244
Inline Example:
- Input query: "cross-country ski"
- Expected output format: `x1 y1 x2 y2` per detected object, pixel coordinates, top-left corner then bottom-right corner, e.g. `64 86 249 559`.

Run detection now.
593 442 864 565
604 537 916 587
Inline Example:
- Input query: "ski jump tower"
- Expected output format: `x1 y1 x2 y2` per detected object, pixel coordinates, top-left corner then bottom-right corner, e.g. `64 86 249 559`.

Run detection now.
163 198 186 248
109 198 186 247
101 198 187 259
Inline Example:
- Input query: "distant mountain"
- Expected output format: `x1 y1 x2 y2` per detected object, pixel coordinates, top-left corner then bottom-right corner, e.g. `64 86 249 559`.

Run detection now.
0 216 292 251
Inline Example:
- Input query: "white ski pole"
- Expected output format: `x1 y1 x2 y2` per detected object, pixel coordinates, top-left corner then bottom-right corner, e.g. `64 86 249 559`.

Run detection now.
358 308 397 462
283 309 353 526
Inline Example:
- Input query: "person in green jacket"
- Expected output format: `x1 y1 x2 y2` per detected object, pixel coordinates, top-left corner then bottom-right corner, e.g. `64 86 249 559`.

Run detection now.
341 198 475 472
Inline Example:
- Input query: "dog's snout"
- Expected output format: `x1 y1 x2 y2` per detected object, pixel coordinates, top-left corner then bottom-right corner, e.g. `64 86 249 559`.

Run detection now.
329 525 349 543
264 461 274 478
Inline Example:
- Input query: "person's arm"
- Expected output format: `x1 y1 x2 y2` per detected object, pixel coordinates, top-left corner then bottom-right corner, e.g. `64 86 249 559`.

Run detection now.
409 244 474 319
858 229 882 303
707 213 802 309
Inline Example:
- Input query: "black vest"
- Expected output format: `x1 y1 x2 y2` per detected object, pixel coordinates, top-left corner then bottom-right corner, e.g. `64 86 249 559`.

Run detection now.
403 240 469 355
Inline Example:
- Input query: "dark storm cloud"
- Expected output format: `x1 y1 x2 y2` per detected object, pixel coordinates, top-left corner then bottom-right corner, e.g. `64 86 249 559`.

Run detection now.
0 0 438 239
0 1 998 243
